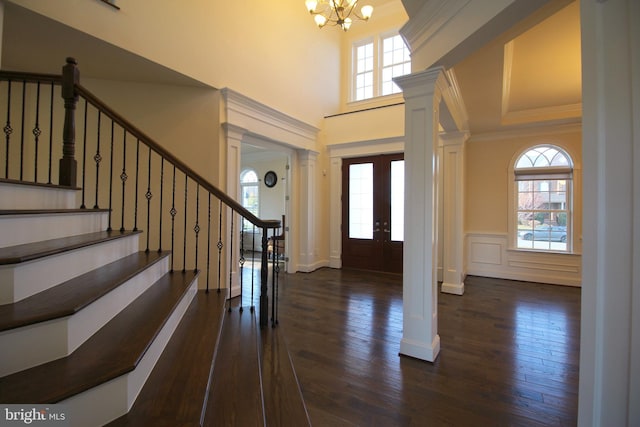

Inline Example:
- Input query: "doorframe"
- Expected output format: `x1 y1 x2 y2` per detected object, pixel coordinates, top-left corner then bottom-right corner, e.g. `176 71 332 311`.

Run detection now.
328 137 405 269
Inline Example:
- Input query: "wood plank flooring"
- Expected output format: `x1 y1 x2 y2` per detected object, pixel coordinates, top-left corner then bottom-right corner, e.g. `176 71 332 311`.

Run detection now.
274 269 580 426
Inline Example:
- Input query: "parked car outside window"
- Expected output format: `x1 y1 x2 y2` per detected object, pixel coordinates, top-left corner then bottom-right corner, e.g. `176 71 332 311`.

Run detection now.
518 225 567 242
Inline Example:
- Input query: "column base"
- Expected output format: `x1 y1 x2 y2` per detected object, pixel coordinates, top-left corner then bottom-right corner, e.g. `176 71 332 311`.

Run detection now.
441 281 465 295
400 335 441 362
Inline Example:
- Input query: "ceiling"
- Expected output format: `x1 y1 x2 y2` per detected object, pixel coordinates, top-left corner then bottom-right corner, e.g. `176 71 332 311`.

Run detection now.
1 2 205 86
1 1 582 136
453 0 581 135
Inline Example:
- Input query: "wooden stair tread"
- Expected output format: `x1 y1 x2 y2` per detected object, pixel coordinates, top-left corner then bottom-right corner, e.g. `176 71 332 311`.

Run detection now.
259 325 312 427
0 251 170 332
0 177 78 190
107 290 227 427
0 270 198 403
0 208 110 215
204 310 265 426
0 230 141 265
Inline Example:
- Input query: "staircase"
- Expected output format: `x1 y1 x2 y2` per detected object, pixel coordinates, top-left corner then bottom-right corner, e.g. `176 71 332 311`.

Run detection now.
0 60 309 426
0 179 206 425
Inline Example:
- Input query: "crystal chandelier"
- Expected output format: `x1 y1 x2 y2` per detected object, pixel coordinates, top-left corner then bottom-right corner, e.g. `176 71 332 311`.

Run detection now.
305 0 373 31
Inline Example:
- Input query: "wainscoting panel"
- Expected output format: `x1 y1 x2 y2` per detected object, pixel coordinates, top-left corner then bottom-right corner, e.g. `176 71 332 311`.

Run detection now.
465 233 582 286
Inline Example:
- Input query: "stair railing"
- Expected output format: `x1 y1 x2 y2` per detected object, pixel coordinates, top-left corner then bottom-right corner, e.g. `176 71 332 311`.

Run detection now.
0 58 281 327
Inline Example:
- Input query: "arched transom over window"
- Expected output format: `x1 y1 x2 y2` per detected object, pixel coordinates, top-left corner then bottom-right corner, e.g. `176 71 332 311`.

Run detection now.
514 145 573 252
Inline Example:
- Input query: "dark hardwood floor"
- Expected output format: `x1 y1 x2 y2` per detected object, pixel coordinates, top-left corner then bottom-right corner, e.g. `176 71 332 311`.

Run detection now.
266 268 580 427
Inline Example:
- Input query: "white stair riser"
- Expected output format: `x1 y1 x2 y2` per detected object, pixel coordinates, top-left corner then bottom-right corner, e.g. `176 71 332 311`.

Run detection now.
0 257 170 377
0 235 139 304
0 212 110 248
60 279 198 427
0 182 77 210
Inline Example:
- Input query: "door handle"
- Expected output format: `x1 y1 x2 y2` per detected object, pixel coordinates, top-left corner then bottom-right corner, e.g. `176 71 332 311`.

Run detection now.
373 220 381 233
383 221 390 233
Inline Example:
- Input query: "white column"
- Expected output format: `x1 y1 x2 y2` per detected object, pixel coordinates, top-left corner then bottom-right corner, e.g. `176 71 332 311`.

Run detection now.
222 123 246 298
328 156 342 269
440 131 468 295
298 150 318 272
395 67 448 362
579 0 640 425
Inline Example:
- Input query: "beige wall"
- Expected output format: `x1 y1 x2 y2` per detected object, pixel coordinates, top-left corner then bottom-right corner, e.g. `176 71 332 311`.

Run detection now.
83 78 221 186
464 125 582 286
465 126 582 237
9 0 341 127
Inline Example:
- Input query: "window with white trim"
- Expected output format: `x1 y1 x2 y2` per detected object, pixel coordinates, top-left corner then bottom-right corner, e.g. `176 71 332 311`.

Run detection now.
352 33 411 102
514 145 573 252
240 169 259 222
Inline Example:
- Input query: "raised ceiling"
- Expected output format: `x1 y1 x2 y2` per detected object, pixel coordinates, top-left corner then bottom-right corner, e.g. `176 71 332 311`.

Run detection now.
453 0 581 135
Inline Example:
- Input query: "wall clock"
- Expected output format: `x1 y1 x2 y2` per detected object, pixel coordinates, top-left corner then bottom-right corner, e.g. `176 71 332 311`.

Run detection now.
264 171 278 188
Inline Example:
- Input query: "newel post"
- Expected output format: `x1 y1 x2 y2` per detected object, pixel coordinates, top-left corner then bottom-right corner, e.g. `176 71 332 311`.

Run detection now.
59 57 79 187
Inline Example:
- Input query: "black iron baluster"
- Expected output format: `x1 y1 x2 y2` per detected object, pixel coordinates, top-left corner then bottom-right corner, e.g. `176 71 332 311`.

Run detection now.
4 80 12 179
183 173 188 273
33 82 41 183
250 224 256 313
120 129 127 232
274 229 280 327
239 218 245 313
93 111 102 209
271 228 276 326
260 226 269 327
47 82 54 184
170 165 177 272
80 100 88 208
133 139 140 231
19 80 26 181
145 147 152 252
206 194 212 292
158 158 164 252
194 184 200 273
107 120 115 231
217 200 223 293
228 212 234 313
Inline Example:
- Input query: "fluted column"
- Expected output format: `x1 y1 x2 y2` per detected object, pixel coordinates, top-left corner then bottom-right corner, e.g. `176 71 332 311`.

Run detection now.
395 67 448 362
440 131 468 295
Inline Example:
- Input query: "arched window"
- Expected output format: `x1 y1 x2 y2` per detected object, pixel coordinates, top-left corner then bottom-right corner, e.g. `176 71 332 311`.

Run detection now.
240 169 259 218
513 145 573 252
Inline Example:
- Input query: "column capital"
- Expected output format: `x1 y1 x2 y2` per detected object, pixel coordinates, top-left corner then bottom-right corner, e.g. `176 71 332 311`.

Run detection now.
221 122 248 143
439 130 470 147
394 67 449 101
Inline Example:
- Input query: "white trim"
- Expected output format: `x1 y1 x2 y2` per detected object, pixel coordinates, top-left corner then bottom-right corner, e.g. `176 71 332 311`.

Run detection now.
466 232 581 286
220 88 318 150
469 121 582 143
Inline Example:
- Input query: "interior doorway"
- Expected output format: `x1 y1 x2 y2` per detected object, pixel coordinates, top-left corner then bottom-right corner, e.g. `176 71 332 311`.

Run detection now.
341 153 404 273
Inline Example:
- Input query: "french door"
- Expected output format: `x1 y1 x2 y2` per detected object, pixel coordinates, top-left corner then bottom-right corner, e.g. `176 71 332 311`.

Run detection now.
341 153 404 273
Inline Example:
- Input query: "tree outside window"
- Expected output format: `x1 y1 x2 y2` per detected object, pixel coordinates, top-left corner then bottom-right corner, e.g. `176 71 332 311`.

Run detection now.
514 145 573 252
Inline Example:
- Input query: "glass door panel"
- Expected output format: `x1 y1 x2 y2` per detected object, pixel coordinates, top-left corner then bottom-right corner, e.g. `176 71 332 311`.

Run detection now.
348 163 373 239
390 160 404 242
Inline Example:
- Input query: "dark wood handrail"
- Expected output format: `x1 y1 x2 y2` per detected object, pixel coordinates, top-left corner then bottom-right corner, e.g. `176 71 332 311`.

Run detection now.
0 70 62 84
0 68 279 230
75 84 280 230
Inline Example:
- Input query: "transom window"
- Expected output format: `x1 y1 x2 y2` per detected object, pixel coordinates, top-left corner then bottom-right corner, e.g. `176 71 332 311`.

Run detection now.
352 33 411 102
514 145 573 252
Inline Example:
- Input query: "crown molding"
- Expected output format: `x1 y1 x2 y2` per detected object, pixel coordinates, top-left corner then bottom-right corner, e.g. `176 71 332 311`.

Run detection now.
400 0 471 60
220 88 319 150
469 121 582 143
